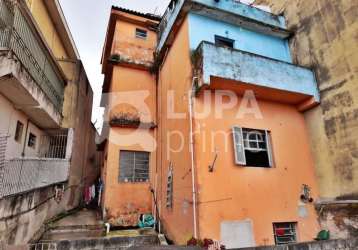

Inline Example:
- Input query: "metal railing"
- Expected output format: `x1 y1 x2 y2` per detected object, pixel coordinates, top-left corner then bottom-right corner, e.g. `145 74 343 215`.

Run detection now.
0 129 73 198
0 0 65 112
0 134 8 198
39 132 68 159
1 158 70 197
29 242 57 250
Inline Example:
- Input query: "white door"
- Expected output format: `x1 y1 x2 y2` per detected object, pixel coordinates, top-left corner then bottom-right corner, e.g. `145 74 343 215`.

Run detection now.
220 220 255 249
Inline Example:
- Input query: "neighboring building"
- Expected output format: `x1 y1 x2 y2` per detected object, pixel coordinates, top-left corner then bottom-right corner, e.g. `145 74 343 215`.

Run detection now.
101 0 323 248
100 6 160 227
251 0 358 240
0 0 98 244
155 0 321 247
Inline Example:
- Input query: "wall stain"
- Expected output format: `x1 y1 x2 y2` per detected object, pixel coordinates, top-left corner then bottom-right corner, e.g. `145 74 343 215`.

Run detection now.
321 91 354 114
334 154 353 182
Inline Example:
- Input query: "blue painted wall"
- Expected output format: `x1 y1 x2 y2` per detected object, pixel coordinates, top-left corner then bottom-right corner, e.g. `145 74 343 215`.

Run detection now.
199 42 319 102
188 13 292 63
193 0 287 29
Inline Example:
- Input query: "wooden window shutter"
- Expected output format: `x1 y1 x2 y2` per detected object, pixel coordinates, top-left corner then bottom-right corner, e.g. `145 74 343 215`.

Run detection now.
232 126 246 165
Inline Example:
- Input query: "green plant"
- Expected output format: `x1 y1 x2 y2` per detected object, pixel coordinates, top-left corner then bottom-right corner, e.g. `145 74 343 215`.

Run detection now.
109 53 121 62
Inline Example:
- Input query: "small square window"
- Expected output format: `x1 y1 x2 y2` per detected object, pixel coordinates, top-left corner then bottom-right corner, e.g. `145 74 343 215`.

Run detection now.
273 222 297 245
14 121 24 142
135 28 147 39
28 133 36 149
215 35 234 48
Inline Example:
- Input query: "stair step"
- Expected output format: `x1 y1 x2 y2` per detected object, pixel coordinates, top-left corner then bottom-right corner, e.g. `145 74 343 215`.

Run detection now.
42 227 105 241
53 235 160 250
49 224 104 231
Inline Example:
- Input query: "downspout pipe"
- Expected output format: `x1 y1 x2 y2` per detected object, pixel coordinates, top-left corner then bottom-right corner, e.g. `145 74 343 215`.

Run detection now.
189 77 198 238
21 119 30 157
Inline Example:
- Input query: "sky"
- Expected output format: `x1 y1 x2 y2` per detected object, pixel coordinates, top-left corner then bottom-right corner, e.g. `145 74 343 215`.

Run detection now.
59 0 170 132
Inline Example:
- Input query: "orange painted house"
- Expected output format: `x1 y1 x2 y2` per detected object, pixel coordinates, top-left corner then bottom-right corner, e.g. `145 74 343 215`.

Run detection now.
100 7 160 227
100 1 321 248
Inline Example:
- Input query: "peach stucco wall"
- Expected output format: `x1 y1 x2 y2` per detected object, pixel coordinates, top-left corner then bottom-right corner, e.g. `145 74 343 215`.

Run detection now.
157 17 195 243
108 66 156 124
111 18 157 64
103 127 155 226
193 92 320 245
102 7 320 247
156 15 320 246
102 12 158 227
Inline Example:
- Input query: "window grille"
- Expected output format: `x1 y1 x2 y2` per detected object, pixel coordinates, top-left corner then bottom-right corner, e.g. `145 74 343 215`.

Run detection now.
119 151 150 183
273 222 297 245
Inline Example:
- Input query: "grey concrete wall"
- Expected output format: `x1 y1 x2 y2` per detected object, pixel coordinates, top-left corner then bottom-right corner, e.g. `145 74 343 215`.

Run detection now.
61 60 99 208
55 235 159 250
315 203 358 239
238 238 358 250
0 184 74 244
0 59 97 245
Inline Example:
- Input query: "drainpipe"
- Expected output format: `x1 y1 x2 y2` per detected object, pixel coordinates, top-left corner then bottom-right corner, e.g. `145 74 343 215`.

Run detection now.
188 78 198 238
17 119 30 186
21 119 30 157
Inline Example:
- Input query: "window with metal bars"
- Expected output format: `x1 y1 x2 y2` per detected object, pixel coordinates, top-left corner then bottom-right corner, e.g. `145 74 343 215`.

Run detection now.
119 150 150 183
232 127 274 168
166 163 173 208
273 222 297 245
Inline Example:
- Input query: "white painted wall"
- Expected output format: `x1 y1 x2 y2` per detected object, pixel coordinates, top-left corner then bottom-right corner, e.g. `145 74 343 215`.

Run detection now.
221 220 255 248
0 94 44 159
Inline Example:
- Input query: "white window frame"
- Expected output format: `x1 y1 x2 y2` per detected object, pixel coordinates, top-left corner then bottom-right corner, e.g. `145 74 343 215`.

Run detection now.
232 126 274 167
119 150 150 183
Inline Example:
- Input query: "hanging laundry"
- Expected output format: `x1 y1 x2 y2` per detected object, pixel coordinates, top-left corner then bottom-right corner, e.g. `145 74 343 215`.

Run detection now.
91 184 96 200
98 179 103 207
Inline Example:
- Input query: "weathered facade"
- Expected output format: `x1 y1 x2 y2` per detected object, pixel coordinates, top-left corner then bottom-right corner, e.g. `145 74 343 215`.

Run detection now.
253 0 358 239
0 0 98 244
100 7 160 227
100 0 325 248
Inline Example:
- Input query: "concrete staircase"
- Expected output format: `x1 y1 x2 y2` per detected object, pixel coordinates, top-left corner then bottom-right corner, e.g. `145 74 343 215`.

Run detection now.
41 224 105 241
37 209 161 249
41 209 105 241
